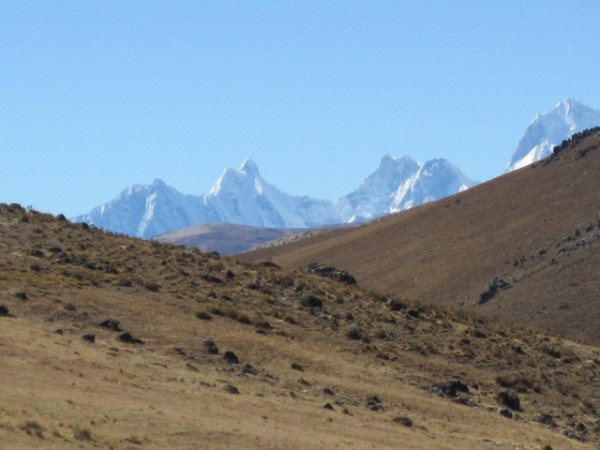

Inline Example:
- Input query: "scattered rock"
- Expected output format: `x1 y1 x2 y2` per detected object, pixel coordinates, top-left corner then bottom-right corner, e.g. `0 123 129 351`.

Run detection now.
323 388 335 396
407 308 422 318
432 379 470 398
241 364 256 375
54 329 63 335
365 396 383 411
453 395 475 406
346 329 362 340
201 274 223 284
223 270 234 280
562 429 582 441
386 298 406 311
98 318 121 332
12 290 27 301
322 402 334 411
223 351 239 364
542 347 561 359
479 277 511 304
302 263 356 285
393 416 413 427
0 305 9 316
204 340 219 355
299 293 323 309
258 261 281 270
298 378 311 386
496 389 521 411
223 384 239 394
498 407 513 418
82 334 95 343
513 256 525 267
118 332 144 345
533 414 557 428
195 311 212 321
30 249 44 258
291 362 304 371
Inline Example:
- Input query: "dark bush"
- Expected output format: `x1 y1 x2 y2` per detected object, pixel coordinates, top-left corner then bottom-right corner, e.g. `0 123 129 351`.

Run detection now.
299 293 323 309
195 311 212 321
143 281 161 292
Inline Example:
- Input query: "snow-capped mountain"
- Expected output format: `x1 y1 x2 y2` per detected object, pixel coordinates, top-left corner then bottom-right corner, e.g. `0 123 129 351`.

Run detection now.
337 156 476 222
507 99 600 171
74 159 342 238
389 158 476 211
338 155 421 222
204 159 339 229
74 157 477 238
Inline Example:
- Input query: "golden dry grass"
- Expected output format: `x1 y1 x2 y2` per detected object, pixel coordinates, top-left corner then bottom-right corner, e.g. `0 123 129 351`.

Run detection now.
0 203 599 449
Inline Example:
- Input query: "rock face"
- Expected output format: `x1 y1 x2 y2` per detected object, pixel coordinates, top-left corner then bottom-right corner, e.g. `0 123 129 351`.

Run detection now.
507 99 600 172
73 156 477 239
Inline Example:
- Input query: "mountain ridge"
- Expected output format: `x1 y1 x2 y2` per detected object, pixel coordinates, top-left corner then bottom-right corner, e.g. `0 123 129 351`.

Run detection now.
74 155 477 238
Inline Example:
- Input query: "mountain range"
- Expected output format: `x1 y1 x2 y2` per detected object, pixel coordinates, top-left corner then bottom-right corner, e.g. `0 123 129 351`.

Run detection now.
75 99 600 239
74 156 477 238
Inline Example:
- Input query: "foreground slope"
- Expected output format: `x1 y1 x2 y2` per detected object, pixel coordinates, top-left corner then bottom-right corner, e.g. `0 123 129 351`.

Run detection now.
241 128 600 344
1 204 599 448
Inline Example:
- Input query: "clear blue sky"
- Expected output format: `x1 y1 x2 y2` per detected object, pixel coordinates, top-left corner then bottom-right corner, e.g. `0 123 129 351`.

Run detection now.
2 1 600 217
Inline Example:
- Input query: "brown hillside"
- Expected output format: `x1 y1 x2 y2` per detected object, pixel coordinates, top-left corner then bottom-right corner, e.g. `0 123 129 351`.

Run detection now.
239 129 600 344
1 203 599 448
154 222 307 256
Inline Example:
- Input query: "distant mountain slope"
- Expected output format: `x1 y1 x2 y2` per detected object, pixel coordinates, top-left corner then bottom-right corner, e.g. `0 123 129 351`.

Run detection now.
74 156 476 239
507 99 600 171
240 128 600 344
154 223 306 256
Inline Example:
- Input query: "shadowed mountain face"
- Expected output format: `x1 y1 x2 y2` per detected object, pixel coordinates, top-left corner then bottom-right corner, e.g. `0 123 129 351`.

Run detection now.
240 128 600 344
1 202 599 448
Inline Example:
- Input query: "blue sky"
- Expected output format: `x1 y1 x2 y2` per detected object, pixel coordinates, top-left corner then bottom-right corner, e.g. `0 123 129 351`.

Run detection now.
2 1 600 217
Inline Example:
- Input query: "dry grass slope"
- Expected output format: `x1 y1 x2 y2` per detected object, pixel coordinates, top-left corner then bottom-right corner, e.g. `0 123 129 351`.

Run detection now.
240 128 600 344
0 203 599 448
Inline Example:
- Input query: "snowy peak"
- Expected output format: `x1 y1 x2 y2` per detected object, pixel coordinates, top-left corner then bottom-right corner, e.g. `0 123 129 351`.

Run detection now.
209 160 263 197
389 158 476 212
507 99 600 171
340 156 477 222
239 158 260 176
